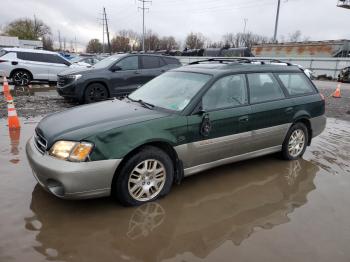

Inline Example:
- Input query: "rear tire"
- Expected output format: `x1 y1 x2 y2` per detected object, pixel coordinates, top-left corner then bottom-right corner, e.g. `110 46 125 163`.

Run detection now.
113 146 174 206
12 70 32 86
83 83 108 103
281 123 308 160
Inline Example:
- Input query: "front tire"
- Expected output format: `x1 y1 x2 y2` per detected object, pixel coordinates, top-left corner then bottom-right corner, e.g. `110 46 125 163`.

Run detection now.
12 70 32 86
84 83 108 103
113 146 174 206
282 123 308 160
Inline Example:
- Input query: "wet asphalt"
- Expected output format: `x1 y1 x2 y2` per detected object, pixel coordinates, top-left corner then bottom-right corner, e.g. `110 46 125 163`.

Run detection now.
1 84 350 261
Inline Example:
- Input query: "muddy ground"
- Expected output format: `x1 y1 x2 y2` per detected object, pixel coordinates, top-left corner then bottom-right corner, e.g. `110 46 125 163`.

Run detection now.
1 80 350 120
1 81 350 262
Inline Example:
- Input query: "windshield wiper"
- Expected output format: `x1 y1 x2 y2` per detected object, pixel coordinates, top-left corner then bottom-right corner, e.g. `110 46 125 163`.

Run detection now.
126 95 155 110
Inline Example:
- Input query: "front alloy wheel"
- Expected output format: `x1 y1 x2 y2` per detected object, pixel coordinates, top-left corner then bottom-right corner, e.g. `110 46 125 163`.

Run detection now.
128 159 166 202
113 146 174 206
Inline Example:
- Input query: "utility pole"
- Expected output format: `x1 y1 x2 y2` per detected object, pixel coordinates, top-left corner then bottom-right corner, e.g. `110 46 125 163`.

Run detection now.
102 8 105 53
58 30 62 51
273 0 281 43
243 18 248 35
103 7 111 55
138 0 152 52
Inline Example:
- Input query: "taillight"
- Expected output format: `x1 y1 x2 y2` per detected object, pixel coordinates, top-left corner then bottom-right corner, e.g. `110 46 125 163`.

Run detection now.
320 93 325 101
0 59 7 63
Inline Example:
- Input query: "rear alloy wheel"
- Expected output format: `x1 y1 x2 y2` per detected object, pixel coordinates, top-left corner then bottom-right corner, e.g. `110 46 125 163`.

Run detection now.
84 83 108 103
12 70 31 86
282 123 308 160
113 146 174 206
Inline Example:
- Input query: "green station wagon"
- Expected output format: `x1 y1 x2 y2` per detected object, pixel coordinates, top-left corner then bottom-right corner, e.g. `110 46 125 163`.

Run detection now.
26 59 326 206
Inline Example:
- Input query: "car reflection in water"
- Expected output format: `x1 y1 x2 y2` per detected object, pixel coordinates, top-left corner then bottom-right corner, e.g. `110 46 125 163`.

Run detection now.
25 157 318 262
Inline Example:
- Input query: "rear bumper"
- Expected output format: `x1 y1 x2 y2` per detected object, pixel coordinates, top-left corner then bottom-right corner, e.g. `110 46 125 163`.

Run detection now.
26 136 122 199
310 115 326 138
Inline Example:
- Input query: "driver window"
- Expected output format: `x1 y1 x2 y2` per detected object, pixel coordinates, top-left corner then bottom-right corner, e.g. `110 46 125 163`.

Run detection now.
116 56 139 70
202 74 247 111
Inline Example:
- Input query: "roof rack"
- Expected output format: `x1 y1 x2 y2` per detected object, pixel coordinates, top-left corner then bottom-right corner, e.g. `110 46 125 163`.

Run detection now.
188 58 294 66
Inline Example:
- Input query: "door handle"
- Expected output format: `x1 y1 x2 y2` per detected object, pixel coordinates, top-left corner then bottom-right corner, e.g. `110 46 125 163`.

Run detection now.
239 116 249 122
134 71 141 74
285 107 293 114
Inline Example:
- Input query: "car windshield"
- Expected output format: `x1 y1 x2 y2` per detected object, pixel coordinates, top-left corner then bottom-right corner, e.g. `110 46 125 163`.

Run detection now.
92 54 124 69
70 56 84 63
129 71 212 111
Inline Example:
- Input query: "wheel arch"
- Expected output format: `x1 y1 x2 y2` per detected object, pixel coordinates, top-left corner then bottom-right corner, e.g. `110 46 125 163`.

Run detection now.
111 140 184 195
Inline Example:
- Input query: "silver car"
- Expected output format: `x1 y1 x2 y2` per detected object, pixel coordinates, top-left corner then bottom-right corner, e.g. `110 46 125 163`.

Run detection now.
0 48 85 85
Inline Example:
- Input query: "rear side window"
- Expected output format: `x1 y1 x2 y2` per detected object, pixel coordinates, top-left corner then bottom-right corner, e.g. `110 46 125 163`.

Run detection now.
141 56 163 69
247 73 285 103
163 57 180 65
277 73 315 95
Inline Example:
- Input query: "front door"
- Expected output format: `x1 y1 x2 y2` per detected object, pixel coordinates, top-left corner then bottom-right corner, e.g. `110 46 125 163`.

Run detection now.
184 74 252 168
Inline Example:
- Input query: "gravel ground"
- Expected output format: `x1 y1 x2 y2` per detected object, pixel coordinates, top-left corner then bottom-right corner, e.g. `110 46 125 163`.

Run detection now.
1 80 350 120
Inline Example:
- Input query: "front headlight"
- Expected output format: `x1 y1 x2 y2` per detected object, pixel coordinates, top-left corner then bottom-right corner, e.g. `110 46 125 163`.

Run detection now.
49 141 93 162
67 74 82 81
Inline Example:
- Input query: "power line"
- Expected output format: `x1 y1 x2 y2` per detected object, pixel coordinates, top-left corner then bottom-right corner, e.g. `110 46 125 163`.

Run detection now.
138 0 152 51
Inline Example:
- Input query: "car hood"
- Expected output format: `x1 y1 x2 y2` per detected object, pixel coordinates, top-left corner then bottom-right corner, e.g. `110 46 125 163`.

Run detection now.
59 66 102 76
36 100 170 148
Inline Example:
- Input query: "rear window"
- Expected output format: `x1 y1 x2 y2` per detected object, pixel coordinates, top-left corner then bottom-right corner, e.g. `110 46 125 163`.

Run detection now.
141 56 163 69
0 49 7 57
277 73 315 96
247 73 285 103
163 57 180 65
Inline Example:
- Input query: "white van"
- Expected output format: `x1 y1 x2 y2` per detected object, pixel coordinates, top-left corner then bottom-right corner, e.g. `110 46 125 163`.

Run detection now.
0 48 86 85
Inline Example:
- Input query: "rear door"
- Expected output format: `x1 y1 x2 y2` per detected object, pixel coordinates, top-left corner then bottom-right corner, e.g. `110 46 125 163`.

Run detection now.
247 72 294 151
110 55 143 96
184 74 252 168
139 56 166 84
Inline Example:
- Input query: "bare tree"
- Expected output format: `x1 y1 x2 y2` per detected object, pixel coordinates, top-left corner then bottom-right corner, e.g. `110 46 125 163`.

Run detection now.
288 30 302 42
159 36 179 50
185 32 205 49
42 36 54 51
144 30 160 51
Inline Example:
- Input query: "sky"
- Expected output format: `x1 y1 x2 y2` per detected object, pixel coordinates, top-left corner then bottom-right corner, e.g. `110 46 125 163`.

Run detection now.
0 0 349 50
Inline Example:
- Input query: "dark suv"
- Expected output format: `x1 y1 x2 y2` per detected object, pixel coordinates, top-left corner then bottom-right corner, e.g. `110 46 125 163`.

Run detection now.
57 54 181 103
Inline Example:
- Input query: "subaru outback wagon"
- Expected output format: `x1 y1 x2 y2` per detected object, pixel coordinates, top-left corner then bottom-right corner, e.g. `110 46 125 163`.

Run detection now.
26 58 326 206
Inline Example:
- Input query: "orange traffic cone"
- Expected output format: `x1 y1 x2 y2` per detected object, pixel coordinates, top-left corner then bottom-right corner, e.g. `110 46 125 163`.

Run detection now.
7 103 21 129
3 77 9 94
332 84 341 98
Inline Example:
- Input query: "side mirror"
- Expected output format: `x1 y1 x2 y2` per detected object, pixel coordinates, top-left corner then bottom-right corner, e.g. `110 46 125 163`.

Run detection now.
111 65 122 72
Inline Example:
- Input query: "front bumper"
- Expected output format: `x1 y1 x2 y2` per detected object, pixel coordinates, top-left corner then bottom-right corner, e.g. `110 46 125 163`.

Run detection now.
26 136 122 199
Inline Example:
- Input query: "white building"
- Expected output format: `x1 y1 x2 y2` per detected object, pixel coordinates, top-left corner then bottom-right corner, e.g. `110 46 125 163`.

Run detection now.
0 36 43 49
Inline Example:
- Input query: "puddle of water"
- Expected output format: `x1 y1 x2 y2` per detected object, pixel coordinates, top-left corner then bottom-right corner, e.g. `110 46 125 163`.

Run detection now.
0 117 350 262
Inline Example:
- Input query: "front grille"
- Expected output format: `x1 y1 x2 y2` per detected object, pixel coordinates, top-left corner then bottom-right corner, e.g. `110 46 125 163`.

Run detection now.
57 75 74 87
34 129 48 154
